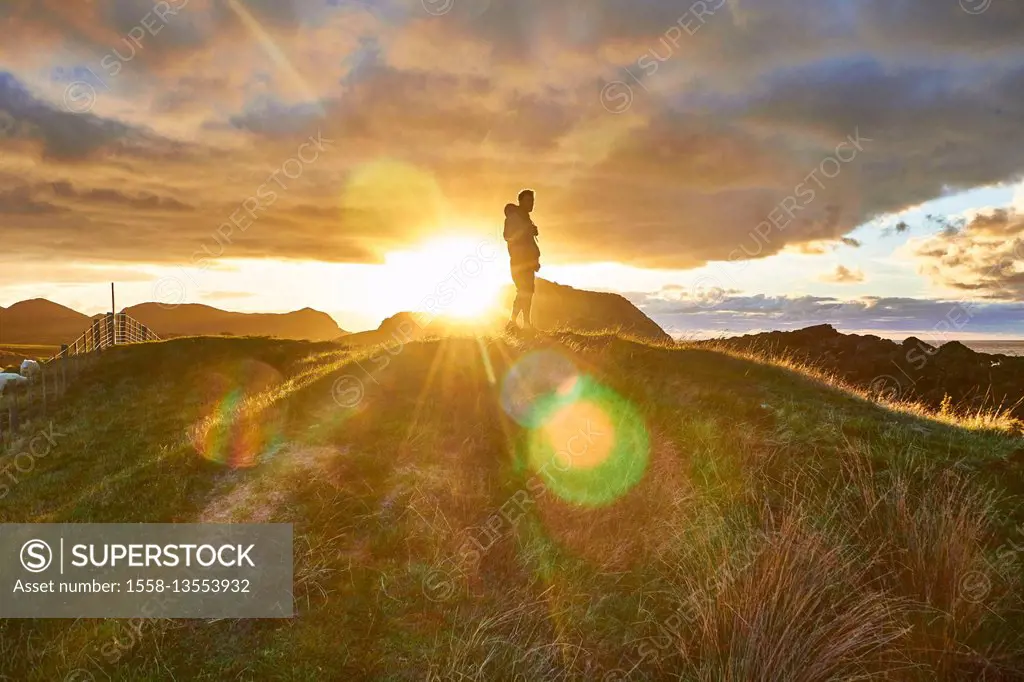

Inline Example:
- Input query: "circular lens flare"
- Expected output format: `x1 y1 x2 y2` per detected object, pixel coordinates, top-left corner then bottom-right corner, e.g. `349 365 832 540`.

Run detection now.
191 360 286 469
543 400 615 471
499 350 650 508
501 350 582 427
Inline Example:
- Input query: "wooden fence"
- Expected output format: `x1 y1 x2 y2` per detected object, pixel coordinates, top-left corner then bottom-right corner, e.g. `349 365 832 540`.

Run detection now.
0 313 159 449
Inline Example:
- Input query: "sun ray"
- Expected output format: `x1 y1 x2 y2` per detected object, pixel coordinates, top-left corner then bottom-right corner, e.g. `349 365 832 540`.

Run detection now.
474 336 497 386
225 0 324 114
403 335 453 446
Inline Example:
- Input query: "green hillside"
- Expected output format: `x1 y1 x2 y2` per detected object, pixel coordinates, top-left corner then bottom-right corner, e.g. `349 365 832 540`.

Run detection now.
2 333 1023 680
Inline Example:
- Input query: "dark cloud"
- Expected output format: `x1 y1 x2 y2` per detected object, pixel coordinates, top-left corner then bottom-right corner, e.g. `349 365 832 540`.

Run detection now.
0 71 131 159
0 0 1022 271
855 0 1024 55
50 180 193 211
0 0 316 66
0 178 190 218
0 71 187 161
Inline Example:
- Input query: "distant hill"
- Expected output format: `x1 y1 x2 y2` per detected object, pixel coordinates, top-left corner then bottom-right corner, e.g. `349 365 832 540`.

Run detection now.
124 303 346 341
0 299 92 345
0 299 345 345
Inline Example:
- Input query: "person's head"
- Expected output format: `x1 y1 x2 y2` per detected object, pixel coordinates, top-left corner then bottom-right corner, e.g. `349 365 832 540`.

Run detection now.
518 189 535 213
504 203 518 218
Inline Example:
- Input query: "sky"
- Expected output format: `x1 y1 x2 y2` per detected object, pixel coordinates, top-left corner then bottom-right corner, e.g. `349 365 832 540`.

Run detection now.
0 0 1023 338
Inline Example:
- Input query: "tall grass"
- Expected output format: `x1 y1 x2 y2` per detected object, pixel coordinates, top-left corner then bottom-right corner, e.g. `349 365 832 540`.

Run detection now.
677 513 906 681
703 340 1023 435
835 457 1023 679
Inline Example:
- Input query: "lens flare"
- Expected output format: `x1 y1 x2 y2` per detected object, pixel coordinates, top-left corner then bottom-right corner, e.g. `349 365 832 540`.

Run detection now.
502 352 650 507
525 375 649 507
501 350 581 427
542 400 615 470
340 159 446 235
191 360 286 469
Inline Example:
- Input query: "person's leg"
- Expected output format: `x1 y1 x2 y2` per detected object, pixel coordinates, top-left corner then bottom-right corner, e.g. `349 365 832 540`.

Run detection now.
522 293 534 329
508 293 522 327
510 265 528 327
521 272 536 328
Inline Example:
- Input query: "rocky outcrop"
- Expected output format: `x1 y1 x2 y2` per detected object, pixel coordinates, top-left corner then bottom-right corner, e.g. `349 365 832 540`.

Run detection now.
514 279 672 343
344 279 673 346
709 325 1024 417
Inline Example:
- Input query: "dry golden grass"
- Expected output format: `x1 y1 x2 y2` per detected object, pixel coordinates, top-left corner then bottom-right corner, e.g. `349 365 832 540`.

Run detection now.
674 513 907 681
702 340 1024 435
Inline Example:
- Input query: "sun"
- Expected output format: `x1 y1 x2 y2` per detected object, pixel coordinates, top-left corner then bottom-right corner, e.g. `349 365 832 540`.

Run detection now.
380 234 507 321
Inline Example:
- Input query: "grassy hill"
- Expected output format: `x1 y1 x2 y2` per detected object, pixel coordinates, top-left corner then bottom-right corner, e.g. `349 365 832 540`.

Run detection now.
0 299 92 345
2 332 1024 680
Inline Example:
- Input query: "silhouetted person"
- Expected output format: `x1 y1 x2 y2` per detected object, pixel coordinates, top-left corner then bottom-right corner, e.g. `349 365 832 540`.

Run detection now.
504 189 541 330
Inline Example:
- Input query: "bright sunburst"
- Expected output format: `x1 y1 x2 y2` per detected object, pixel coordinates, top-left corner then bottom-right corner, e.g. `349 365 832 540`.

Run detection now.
381 235 507 321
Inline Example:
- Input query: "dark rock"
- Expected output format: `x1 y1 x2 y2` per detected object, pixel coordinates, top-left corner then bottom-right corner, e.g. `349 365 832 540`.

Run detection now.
343 280 673 346
903 336 936 354
505 279 672 343
795 324 839 341
937 341 977 358
704 326 1024 420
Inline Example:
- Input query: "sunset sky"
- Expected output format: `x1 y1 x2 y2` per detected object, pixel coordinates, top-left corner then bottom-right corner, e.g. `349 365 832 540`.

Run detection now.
1 0 1023 338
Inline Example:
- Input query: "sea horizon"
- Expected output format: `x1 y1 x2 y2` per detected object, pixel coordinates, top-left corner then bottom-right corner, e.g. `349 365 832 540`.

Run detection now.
957 340 1024 357
669 329 1024 356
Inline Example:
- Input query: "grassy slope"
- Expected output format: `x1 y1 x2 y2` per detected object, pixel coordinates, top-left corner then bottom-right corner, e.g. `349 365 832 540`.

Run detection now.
1 333 1024 681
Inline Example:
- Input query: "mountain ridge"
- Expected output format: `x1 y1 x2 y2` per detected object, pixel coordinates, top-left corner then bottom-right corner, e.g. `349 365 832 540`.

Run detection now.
0 299 347 345
124 303 346 342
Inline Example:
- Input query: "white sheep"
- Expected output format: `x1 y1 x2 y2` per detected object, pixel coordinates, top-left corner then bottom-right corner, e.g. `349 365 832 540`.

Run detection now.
19 359 41 378
0 372 29 394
